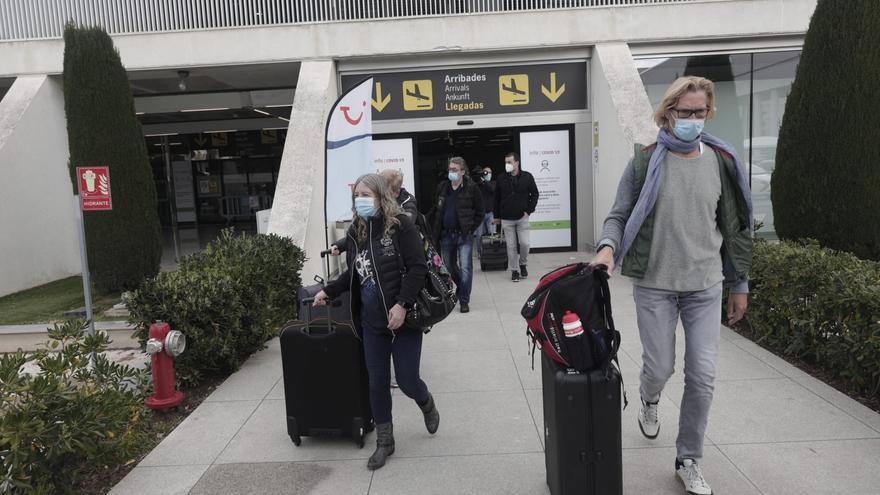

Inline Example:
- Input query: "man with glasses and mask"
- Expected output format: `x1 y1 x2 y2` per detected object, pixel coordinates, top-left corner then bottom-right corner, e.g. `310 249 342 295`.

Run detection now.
591 76 753 495
430 157 484 313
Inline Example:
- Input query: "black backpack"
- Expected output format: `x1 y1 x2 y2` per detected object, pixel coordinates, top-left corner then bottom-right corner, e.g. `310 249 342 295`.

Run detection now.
521 263 621 373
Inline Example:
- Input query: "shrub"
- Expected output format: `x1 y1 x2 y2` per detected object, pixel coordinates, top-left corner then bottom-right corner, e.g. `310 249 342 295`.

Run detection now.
773 0 880 260
127 230 305 387
0 320 150 494
746 239 880 399
63 25 163 292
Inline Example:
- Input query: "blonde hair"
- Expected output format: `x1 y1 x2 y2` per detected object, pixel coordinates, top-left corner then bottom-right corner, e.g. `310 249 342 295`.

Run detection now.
351 173 401 242
653 76 716 130
380 169 403 194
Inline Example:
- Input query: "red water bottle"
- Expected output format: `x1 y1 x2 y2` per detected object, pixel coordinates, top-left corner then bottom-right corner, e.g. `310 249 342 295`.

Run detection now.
562 311 584 338
561 311 589 371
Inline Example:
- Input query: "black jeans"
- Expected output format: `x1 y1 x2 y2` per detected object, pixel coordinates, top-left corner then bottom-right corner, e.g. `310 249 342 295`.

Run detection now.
361 323 430 424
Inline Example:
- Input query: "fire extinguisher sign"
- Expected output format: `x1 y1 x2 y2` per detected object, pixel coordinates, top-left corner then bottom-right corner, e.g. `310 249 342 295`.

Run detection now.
76 166 112 211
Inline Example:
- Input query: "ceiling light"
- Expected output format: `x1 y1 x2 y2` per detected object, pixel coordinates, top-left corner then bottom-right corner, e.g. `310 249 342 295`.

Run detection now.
177 70 189 91
180 107 229 113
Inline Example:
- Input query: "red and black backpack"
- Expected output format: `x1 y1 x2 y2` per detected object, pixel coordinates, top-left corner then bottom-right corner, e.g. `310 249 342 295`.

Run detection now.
521 263 621 375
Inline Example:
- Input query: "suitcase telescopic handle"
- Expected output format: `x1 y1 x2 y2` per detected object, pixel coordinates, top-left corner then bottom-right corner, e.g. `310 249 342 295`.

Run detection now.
300 297 341 334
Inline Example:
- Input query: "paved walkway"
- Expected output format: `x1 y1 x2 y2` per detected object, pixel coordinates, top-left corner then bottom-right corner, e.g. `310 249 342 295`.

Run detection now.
111 252 880 495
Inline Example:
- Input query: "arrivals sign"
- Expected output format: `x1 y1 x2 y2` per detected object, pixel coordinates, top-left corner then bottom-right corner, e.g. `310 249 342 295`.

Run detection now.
341 62 586 120
76 166 112 211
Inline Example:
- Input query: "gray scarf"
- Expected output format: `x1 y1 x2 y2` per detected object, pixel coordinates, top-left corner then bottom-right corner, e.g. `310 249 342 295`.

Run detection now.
614 127 753 266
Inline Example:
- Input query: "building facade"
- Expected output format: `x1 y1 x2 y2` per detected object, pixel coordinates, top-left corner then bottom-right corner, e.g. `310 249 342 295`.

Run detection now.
0 0 816 295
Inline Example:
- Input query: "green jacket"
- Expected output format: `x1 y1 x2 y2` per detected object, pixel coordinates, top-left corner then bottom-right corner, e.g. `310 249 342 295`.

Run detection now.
620 143 753 290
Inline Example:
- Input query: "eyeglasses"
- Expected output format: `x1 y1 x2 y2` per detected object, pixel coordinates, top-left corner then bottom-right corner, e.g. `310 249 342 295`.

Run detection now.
673 108 709 119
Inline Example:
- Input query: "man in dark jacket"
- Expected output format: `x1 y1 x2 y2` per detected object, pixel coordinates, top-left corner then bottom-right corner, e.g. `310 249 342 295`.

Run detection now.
430 156 484 313
494 151 539 282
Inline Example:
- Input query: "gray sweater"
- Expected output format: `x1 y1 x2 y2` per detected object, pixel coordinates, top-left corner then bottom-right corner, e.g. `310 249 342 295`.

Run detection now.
599 148 748 293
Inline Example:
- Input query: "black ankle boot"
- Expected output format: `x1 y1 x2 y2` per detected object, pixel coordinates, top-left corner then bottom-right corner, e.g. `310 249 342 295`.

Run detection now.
419 393 440 434
367 422 394 470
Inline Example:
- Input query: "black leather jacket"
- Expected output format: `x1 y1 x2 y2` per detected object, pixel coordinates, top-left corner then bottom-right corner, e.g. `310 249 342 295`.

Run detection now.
324 214 427 336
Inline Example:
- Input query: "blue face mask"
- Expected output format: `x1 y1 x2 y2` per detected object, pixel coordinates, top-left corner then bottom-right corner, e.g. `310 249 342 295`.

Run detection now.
354 197 377 218
484 174 492 182
448 172 460 182
673 119 705 142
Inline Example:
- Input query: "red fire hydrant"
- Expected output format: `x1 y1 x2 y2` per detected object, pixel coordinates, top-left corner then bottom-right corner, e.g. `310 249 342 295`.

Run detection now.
145 321 186 410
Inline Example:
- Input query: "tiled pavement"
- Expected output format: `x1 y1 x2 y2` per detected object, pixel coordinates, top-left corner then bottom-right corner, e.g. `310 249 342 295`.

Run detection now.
111 252 880 495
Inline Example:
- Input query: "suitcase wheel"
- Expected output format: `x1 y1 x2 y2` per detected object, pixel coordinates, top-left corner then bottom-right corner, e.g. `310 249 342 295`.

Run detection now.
353 418 366 449
288 417 301 446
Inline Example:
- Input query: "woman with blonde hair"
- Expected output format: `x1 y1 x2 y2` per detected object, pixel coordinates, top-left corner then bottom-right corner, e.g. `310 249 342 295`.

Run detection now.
314 173 439 471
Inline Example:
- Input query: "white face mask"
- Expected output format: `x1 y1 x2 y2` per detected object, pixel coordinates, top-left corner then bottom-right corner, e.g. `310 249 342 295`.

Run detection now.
505 163 515 173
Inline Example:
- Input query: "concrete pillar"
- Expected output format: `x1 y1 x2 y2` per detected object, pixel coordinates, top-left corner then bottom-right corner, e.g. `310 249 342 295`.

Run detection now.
590 43 657 244
268 60 338 282
0 75 79 296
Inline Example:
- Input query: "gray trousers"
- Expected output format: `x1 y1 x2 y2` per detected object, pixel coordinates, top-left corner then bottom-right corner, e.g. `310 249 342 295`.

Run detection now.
501 215 530 269
634 282 722 460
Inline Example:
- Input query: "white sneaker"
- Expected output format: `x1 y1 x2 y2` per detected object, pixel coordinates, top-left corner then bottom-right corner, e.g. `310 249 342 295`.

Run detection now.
676 458 713 495
638 398 660 439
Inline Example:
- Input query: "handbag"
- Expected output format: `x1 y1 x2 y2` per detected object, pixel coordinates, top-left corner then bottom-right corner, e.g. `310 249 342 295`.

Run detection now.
406 268 457 329
395 230 458 330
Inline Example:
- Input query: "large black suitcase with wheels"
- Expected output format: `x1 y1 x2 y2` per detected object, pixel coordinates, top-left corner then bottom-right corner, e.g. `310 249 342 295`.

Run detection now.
280 298 373 448
480 231 508 271
541 352 623 495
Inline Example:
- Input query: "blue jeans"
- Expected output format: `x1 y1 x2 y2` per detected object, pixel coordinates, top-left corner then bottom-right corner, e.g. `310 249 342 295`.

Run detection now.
441 231 474 304
634 282 722 460
473 212 495 255
362 323 430 424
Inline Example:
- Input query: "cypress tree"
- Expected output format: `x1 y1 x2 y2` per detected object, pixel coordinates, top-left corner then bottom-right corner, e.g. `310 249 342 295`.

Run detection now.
773 0 880 260
63 25 162 292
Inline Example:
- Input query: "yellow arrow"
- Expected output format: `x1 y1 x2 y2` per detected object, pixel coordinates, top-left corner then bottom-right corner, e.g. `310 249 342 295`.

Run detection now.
541 72 566 103
371 82 391 112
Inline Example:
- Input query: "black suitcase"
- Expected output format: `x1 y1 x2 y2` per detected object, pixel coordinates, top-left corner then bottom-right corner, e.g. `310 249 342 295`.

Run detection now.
280 298 373 448
480 232 508 271
541 353 623 495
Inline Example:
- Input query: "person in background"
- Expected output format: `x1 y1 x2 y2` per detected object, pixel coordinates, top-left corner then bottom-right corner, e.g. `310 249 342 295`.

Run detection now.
380 169 418 221
473 165 497 257
430 156 484 313
314 173 439 471
590 76 753 495
493 152 539 282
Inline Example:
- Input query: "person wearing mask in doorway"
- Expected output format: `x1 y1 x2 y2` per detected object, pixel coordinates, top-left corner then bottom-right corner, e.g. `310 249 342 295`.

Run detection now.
590 76 753 495
314 173 439 471
473 166 497 257
493 152 539 282
429 156 484 313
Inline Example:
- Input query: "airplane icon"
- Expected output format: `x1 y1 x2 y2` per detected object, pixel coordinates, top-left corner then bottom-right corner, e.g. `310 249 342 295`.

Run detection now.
501 79 527 96
402 80 433 110
406 83 431 101
499 74 529 105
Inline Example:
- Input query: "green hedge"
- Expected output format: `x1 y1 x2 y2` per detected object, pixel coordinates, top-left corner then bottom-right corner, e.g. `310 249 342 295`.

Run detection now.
0 320 150 494
127 230 305 387
747 240 880 399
